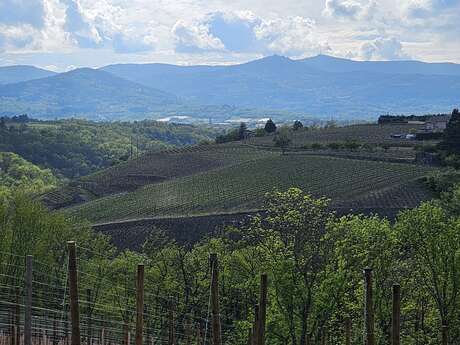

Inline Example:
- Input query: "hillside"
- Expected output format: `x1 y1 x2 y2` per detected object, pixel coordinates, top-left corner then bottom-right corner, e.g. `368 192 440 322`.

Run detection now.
0 68 180 120
299 54 460 75
102 55 460 119
0 117 217 178
65 152 435 223
0 65 56 84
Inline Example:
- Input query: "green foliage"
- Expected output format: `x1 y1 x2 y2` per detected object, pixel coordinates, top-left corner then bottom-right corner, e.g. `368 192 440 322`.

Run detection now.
3 189 460 344
0 118 217 178
440 109 460 154
292 120 303 131
424 169 460 194
0 152 58 200
264 119 277 133
273 129 291 154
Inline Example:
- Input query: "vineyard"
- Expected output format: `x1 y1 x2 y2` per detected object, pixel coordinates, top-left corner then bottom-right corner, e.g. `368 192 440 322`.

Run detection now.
66 155 436 224
42 144 275 209
248 123 434 147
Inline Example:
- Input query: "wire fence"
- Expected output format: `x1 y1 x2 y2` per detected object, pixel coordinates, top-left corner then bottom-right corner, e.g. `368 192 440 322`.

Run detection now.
0 243 253 345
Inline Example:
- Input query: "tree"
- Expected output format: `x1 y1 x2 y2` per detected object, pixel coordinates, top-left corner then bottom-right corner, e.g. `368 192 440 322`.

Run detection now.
274 131 291 154
238 122 248 140
396 202 460 342
441 108 460 153
293 121 303 131
265 119 277 133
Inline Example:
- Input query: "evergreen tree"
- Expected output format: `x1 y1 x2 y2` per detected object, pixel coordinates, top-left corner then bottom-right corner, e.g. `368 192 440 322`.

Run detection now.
293 120 303 131
442 108 460 153
264 119 277 133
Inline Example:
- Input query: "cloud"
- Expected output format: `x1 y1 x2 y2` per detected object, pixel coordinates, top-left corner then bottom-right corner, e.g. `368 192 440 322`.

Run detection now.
0 25 37 52
405 0 460 18
360 37 409 60
172 19 225 53
323 0 363 18
254 16 330 56
172 11 329 57
61 0 104 48
0 0 46 28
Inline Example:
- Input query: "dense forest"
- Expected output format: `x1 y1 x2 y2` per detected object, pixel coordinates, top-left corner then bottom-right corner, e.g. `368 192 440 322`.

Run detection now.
0 116 217 178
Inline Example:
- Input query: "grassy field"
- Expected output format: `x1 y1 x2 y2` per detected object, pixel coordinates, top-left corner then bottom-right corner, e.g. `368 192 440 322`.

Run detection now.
66 154 436 223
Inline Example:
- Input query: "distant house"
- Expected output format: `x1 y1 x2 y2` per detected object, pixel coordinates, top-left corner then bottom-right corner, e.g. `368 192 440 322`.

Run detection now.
425 115 450 132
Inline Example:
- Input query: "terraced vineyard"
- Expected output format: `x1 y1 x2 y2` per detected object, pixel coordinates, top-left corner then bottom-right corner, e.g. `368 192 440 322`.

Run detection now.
66 154 436 223
249 123 433 147
42 143 276 208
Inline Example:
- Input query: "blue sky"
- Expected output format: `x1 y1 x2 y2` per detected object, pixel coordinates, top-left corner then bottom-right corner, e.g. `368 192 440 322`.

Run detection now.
0 0 459 71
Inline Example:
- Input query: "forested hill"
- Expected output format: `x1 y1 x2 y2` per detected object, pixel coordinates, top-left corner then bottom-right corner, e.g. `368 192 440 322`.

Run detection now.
0 117 217 178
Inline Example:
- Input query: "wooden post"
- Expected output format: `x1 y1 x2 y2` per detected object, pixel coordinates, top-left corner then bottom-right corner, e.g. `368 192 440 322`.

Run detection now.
184 317 191 345
392 284 400 345
86 289 92 345
68 241 81 345
167 299 175 345
441 324 448 345
345 316 351 345
14 288 20 345
209 254 222 345
257 274 268 345
363 268 375 345
53 319 58 345
195 322 202 345
135 265 144 345
123 323 129 345
252 305 259 345
320 326 327 345
25 255 33 345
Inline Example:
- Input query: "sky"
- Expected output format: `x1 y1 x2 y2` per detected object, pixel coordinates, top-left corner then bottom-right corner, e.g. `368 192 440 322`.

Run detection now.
0 0 459 71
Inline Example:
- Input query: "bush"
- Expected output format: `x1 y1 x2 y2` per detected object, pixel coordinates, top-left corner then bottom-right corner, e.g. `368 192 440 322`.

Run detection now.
327 142 343 150
311 143 323 150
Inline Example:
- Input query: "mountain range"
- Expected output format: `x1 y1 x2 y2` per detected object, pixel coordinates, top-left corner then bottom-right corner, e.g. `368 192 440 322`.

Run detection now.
0 55 459 122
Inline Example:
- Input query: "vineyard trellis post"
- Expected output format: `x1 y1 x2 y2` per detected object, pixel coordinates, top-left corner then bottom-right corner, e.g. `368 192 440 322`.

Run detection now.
167 298 175 345
86 289 92 345
14 288 20 345
257 274 267 345
25 255 33 345
345 315 351 345
251 305 259 345
67 241 81 345
392 284 400 345
363 268 375 345
209 254 222 345
442 324 448 345
135 265 144 345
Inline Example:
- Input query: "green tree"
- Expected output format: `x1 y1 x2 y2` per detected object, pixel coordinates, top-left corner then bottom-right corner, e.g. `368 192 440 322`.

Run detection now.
274 131 291 154
441 108 460 153
396 202 460 342
265 119 277 133
293 121 303 131
238 122 248 140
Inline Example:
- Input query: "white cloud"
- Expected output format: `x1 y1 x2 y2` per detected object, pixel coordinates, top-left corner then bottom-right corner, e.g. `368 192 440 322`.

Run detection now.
171 11 329 57
0 0 458 67
360 36 409 60
172 19 225 53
